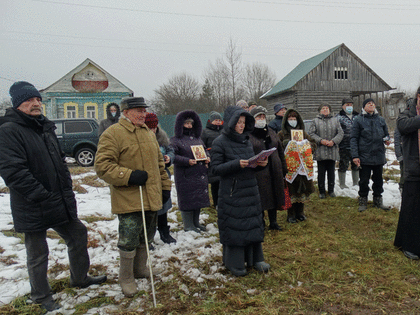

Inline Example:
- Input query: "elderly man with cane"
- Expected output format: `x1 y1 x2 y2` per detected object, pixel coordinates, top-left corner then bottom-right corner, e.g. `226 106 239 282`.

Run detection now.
95 97 171 298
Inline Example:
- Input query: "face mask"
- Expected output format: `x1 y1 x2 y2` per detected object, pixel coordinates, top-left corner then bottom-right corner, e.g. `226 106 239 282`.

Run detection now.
288 120 297 128
345 106 353 114
111 112 117 117
255 119 266 129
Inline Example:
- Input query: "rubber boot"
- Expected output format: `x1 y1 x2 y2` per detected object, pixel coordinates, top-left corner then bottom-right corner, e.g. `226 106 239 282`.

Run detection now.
193 209 206 231
287 205 297 223
159 226 176 244
358 196 367 212
373 196 390 211
224 245 247 276
119 249 138 297
352 170 359 186
133 244 150 279
181 211 201 233
295 203 307 221
267 209 281 230
338 171 348 189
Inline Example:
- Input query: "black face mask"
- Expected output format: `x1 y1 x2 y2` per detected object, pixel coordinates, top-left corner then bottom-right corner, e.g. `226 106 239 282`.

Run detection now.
183 126 193 135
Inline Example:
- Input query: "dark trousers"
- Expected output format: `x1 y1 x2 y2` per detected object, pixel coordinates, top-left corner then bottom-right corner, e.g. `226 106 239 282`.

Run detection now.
358 164 384 197
211 180 220 207
222 243 265 270
338 148 358 172
317 160 336 193
24 218 90 304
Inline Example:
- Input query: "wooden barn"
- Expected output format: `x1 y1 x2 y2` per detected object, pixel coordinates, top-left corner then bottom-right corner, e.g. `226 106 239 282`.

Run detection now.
40 59 133 119
261 43 393 119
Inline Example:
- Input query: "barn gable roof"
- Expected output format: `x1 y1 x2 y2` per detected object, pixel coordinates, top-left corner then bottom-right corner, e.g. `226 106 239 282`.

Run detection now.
40 58 133 94
261 43 392 99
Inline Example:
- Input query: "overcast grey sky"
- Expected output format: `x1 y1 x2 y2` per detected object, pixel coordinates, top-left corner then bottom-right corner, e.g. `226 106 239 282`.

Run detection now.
1 0 420 103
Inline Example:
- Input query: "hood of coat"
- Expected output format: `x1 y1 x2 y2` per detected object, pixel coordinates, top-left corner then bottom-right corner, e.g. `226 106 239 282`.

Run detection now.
222 106 254 136
281 109 305 136
0 107 55 132
406 97 417 115
174 110 202 138
106 103 120 121
155 125 170 147
316 113 333 119
360 108 379 116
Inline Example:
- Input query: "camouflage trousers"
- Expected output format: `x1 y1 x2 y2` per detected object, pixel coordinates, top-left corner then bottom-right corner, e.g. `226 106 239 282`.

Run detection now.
117 211 157 251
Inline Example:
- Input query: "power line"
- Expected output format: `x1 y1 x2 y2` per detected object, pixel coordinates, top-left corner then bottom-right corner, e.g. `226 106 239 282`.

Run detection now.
32 0 420 26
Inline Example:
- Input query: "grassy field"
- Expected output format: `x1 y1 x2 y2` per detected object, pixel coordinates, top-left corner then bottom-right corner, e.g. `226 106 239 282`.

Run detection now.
2 192 419 314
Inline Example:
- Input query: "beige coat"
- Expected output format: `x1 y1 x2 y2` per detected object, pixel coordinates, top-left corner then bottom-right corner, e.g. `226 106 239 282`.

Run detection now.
95 118 171 214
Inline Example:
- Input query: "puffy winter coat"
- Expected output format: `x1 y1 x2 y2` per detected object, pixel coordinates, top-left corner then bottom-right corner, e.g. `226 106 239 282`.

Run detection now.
350 109 389 165
278 109 316 198
397 99 420 181
337 109 359 150
309 114 343 161
249 126 287 210
170 110 210 211
0 108 77 232
201 120 223 183
95 117 171 214
211 106 264 247
98 103 121 136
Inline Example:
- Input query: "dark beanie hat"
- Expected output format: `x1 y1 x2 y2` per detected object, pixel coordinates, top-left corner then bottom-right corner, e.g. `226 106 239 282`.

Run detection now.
274 103 286 114
209 111 222 122
9 81 42 109
342 98 354 106
362 98 375 108
144 112 158 129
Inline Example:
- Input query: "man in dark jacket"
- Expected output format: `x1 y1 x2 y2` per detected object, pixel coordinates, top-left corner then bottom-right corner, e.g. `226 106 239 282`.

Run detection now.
351 98 390 212
337 98 359 188
0 82 106 312
98 102 120 136
268 103 287 133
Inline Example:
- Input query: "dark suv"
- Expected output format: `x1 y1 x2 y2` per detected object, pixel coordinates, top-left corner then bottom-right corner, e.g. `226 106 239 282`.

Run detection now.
52 118 99 167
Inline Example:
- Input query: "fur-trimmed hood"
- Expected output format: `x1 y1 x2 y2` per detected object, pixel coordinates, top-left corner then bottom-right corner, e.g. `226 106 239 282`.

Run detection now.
174 110 202 138
281 109 305 137
155 125 170 147
105 102 120 121
222 106 254 137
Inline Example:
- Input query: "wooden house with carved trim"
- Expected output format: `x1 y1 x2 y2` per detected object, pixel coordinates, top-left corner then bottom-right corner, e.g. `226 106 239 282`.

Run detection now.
40 58 133 119
261 43 393 119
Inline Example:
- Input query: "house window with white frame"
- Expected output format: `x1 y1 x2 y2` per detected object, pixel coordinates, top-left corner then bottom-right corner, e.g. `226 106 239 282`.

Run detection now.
86 105 96 119
334 67 348 80
67 105 77 118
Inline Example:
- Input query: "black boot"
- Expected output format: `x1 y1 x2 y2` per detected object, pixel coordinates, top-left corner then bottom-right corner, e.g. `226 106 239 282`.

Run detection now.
287 205 297 223
159 226 176 244
267 209 282 230
373 196 390 211
358 196 367 212
295 203 307 221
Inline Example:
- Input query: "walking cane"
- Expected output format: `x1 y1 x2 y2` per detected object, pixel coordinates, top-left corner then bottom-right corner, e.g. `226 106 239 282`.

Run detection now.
139 186 157 307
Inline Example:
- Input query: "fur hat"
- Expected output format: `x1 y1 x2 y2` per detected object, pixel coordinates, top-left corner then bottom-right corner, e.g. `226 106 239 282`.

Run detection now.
236 100 248 109
145 112 158 129
9 81 42 108
209 111 222 122
248 100 257 107
120 97 149 111
342 98 354 106
250 106 267 118
362 98 375 108
273 103 286 114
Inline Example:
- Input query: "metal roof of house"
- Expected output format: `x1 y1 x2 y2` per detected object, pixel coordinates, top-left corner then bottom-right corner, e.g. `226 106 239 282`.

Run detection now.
261 44 341 99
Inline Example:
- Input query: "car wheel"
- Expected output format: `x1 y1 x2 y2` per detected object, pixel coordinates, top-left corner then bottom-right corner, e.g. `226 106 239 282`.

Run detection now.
75 148 95 167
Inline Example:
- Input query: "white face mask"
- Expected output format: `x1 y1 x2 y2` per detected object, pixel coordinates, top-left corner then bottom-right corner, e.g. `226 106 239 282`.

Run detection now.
288 120 298 128
255 119 266 129
345 106 353 114
111 112 117 117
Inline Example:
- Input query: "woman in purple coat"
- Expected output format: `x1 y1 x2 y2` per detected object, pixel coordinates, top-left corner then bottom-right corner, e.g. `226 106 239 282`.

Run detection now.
170 110 210 233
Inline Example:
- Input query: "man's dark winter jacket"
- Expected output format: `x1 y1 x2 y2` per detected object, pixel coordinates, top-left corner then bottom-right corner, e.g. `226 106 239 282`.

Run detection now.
397 99 420 181
201 120 223 184
211 106 264 247
350 109 389 165
98 103 120 136
337 109 359 150
170 110 210 211
268 115 283 133
0 108 77 232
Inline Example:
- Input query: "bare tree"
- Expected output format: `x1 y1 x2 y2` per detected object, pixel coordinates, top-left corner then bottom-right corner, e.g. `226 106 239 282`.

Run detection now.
0 98 11 116
225 38 242 105
242 62 276 103
203 57 231 111
153 72 202 115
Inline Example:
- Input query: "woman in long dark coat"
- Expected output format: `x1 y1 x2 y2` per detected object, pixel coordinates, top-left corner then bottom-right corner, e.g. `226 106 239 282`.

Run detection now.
394 93 420 260
211 106 270 276
249 106 287 230
278 109 316 223
170 110 210 233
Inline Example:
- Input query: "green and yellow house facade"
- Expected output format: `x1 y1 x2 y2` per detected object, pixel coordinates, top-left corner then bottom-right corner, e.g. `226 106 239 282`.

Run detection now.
40 58 133 119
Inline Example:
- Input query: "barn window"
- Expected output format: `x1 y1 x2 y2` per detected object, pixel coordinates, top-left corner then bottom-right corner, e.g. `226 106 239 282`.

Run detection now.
334 67 348 80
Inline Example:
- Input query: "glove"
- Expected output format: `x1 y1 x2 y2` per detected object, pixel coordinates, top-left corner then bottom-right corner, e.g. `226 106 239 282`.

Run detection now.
162 190 171 204
128 170 148 186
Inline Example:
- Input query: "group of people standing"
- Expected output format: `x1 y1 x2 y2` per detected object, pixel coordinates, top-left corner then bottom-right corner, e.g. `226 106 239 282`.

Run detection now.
1 80 419 310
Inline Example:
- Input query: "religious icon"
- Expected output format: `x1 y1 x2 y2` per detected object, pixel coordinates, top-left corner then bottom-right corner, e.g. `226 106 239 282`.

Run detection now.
191 145 207 161
291 129 304 142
